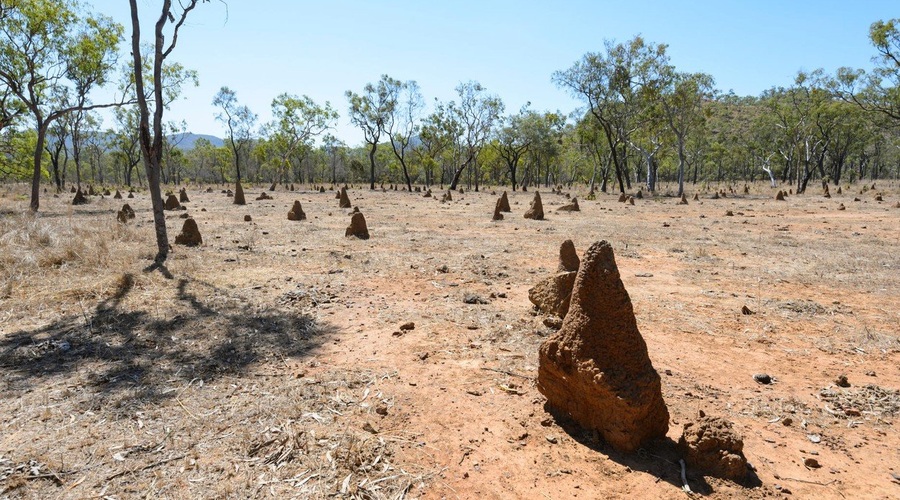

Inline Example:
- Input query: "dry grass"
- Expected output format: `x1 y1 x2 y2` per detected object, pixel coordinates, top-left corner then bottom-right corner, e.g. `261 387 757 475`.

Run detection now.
0 181 899 499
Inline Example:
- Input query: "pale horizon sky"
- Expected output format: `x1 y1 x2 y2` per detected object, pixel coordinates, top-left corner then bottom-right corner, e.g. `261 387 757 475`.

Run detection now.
89 0 897 147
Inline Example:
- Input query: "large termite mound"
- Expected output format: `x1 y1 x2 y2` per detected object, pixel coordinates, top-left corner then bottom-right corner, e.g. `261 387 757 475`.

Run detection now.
164 194 181 210
557 197 580 212
233 181 246 205
524 191 544 220
537 240 669 453
345 212 369 239
498 191 511 212
287 200 306 221
339 187 352 208
557 239 580 272
174 218 203 246
492 198 504 221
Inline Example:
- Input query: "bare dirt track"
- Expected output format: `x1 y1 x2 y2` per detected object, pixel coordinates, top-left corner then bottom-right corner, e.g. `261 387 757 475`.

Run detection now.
1 182 898 499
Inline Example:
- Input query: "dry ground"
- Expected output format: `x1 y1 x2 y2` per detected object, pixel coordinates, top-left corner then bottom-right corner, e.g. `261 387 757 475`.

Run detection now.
0 180 898 499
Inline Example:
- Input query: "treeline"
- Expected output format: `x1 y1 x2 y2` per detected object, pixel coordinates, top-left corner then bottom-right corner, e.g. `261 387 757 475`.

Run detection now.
3 2 899 197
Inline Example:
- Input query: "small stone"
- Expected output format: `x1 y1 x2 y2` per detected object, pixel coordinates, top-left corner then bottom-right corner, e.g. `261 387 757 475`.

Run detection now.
804 457 821 469
741 305 754 315
753 373 772 385
362 422 379 434
375 405 388 416
546 436 558 444
244 215 252 222
463 293 489 305
835 374 850 387
399 322 415 331
782 417 793 426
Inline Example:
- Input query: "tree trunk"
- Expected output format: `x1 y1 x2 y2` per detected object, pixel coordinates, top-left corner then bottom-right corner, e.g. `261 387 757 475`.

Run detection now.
449 164 465 190
29 122 48 211
368 141 377 189
676 137 686 197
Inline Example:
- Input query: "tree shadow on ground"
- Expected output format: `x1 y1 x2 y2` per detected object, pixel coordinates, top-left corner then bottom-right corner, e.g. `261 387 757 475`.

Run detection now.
0 271 338 405
545 404 763 495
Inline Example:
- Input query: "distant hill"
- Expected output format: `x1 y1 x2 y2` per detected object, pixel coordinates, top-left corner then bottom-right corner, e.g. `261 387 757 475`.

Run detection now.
169 133 225 150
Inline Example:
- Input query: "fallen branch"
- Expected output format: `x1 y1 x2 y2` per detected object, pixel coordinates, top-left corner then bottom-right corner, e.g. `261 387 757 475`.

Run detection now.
778 476 837 486
104 454 186 482
479 367 531 380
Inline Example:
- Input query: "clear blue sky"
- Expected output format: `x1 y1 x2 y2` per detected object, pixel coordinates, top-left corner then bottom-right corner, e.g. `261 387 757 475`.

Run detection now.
91 0 897 147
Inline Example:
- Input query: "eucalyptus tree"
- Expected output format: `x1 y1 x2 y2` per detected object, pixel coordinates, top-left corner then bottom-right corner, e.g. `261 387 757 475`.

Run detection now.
447 81 503 190
346 75 396 189
554 36 666 193
415 108 456 187
70 110 102 187
523 111 565 188
494 105 537 191
45 113 70 191
384 78 423 191
187 137 230 184
657 70 715 196
0 84 27 177
268 93 337 184
574 114 613 192
111 107 142 186
833 19 900 125
0 0 126 211
213 86 257 184
323 133 347 184
129 0 212 264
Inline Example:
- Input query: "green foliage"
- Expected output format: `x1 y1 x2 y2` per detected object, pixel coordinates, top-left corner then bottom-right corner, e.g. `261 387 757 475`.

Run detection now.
0 128 42 180
213 86 257 181
0 0 125 209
